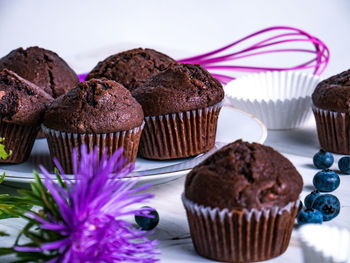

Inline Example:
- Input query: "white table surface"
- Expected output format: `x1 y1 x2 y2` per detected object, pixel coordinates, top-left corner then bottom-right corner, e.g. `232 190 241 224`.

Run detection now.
0 116 349 262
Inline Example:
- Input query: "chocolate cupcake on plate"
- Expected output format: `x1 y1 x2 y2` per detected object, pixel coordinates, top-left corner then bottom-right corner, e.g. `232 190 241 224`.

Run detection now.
0 46 80 138
312 69 350 154
0 46 79 98
182 140 303 262
86 48 176 91
0 69 53 163
132 63 224 160
42 78 144 173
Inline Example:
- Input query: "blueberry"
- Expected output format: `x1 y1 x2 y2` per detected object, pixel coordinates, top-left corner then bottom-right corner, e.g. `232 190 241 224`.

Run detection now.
313 169 340 192
312 194 340 221
313 150 334 169
297 208 323 225
304 190 320 209
135 206 159 230
338 156 350 174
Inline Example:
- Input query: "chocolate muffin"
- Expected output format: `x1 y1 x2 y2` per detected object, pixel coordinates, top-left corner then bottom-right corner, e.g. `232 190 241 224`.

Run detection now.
312 69 350 153
0 69 53 163
0 46 79 98
86 48 176 91
132 63 224 160
43 78 144 173
183 140 303 263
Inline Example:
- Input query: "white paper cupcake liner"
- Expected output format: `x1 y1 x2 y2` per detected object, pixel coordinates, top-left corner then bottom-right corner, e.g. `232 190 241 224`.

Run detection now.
225 71 321 129
182 194 299 262
299 224 350 263
138 101 223 160
312 105 350 154
0 119 40 163
42 124 144 174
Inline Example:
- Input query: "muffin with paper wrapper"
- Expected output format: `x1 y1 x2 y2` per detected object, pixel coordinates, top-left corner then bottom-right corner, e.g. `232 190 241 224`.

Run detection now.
42 78 144 173
312 69 350 154
182 139 303 262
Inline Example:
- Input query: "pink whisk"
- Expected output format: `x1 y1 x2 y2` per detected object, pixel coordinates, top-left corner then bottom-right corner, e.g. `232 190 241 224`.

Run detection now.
178 26 329 84
78 26 329 84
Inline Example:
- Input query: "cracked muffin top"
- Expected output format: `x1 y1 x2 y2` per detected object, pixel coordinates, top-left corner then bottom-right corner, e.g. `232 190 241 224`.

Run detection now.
0 46 79 98
0 69 53 126
86 48 176 91
312 69 350 112
185 140 303 210
131 63 224 116
43 78 144 133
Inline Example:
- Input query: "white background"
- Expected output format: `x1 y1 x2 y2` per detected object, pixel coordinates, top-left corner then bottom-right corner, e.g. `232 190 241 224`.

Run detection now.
0 0 349 78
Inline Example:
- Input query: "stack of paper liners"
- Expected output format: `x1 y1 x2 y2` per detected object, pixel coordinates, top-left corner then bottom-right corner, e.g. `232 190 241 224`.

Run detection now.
225 71 321 130
299 224 350 263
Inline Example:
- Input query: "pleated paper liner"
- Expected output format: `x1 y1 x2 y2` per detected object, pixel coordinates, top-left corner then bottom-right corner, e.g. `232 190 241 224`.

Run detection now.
182 194 298 263
42 124 143 174
312 105 350 154
138 101 223 160
225 71 321 129
299 224 350 263
0 119 40 163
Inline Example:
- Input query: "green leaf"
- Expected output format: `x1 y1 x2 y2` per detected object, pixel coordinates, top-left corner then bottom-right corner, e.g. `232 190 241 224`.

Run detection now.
14 222 35 246
0 195 34 219
0 247 14 256
0 172 5 184
0 230 9 237
56 173 67 190
0 159 67 261
30 181 41 199
0 138 12 160
16 190 42 206
13 249 58 262
32 173 61 220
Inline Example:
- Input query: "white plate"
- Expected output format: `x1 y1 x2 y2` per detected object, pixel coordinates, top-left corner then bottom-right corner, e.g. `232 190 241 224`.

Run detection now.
0 105 267 184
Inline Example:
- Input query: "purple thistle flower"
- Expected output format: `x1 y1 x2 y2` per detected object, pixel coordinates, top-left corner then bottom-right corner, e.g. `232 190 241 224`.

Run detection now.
15 145 159 262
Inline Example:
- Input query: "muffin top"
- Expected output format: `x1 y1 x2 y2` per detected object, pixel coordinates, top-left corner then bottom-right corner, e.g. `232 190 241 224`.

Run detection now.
0 46 79 98
185 140 303 210
0 69 53 126
131 63 224 116
43 78 144 133
312 69 350 112
86 48 176 91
